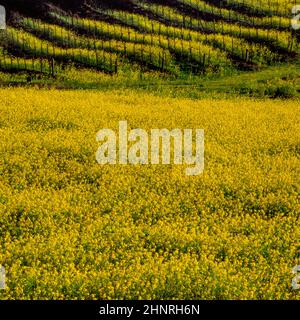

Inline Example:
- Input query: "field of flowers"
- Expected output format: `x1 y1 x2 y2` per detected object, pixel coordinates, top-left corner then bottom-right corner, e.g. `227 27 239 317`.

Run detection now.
0 88 299 300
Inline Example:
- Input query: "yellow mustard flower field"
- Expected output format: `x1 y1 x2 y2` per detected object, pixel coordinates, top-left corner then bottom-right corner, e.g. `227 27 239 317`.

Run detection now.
0 88 299 299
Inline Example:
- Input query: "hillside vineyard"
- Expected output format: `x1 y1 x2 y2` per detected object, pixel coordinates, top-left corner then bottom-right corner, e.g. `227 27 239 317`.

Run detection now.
0 0 298 77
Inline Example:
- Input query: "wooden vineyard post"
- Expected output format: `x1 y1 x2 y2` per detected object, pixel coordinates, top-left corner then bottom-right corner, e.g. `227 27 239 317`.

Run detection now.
50 58 54 77
114 58 118 74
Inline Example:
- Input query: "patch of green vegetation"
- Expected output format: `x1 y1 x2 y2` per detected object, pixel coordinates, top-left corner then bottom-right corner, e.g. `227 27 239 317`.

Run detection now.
1 61 299 100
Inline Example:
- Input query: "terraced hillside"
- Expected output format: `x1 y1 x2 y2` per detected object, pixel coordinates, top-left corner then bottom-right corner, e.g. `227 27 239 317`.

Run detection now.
0 0 299 79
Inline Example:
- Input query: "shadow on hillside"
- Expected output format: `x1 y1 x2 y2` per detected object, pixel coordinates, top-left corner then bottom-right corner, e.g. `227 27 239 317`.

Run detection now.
1 0 136 18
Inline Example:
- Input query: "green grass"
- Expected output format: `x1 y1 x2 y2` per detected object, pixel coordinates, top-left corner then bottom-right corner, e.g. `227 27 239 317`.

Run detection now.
1 60 299 100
